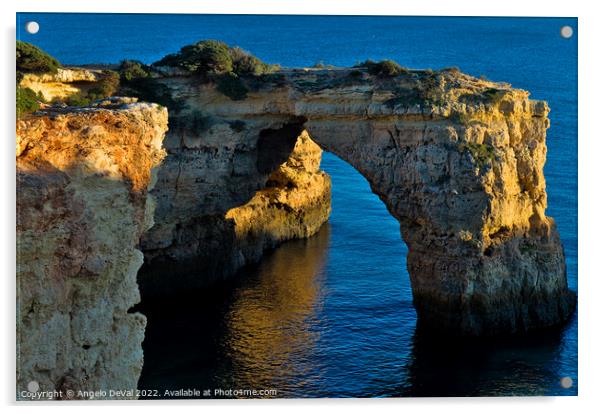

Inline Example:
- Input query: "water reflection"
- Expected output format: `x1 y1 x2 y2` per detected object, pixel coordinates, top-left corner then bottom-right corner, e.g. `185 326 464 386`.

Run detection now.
218 226 330 394
137 226 330 398
398 319 578 396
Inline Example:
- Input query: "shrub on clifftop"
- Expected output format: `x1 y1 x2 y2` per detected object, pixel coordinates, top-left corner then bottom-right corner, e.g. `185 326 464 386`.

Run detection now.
155 40 233 78
154 40 278 78
87 70 120 99
153 40 278 100
116 60 183 111
17 87 43 117
229 46 278 76
17 41 61 76
355 59 408 77
216 73 249 101
118 60 152 81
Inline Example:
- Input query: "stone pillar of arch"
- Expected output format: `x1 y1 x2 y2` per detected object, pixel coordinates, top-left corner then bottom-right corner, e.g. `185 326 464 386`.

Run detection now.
303 100 575 335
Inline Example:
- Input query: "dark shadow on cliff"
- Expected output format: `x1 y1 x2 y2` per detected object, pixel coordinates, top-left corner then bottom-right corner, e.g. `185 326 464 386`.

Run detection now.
137 117 310 300
256 118 306 173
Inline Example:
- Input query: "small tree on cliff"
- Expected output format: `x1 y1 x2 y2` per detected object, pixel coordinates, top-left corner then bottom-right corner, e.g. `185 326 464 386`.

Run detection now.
355 59 408 77
17 41 61 77
152 40 278 100
155 40 233 78
118 60 151 81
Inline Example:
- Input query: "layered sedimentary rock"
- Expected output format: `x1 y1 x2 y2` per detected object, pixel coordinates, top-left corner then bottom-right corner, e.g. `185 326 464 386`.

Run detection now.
16 98 167 399
139 115 331 296
141 67 575 335
20 67 105 102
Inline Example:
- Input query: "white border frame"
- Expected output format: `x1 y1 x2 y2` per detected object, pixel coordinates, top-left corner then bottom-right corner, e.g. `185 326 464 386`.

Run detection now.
3 1 600 413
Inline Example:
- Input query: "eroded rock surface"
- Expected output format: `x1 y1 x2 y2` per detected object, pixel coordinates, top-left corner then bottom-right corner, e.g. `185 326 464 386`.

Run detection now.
16 99 167 399
20 67 111 102
141 67 575 335
139 121 331 296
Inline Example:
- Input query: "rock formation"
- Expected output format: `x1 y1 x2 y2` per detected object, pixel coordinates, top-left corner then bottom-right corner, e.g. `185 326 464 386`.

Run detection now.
140 66 575 335
138 107 331 297
20 67 106 102
16 98 167 399
16 67 576 405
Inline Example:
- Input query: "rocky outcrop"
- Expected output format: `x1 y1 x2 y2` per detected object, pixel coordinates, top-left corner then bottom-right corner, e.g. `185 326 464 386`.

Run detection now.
225 130 330 265
140 67 575 335
16 98 167 399
139 118 331 296
20 67 108 102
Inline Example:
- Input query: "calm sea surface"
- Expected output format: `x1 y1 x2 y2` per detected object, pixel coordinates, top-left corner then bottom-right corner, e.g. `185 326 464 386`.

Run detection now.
18 14 578 397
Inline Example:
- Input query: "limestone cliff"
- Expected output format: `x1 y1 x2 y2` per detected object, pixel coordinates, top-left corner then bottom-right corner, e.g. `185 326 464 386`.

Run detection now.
16 98 167 399
139 122 331 297
140 66 575 335
20 67 106 102
225 130 331 266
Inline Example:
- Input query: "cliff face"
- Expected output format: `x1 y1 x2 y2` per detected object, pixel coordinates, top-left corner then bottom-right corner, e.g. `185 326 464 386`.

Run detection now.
140 67 574 335
138 105 331 297
20 68 105 102
16 98 167 399
225 130 331 266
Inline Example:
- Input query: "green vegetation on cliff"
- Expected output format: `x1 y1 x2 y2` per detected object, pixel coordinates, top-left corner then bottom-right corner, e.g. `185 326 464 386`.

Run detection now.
16 41 61 82
216 73 249 101
16 41 59 116
155 40 278 77
17 87 43 117
118 60 152 81
383 71 444 109
355 59 409 77
64 70 120 107
116 60 183 110
16 42 121 110
153 40 279 100
458 142 496 169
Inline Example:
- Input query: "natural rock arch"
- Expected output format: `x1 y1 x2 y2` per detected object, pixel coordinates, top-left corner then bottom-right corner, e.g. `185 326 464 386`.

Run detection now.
140 67 575 335
303 118 572 335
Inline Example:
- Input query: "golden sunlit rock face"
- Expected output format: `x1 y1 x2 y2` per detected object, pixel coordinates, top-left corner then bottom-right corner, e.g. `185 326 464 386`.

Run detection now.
16 99 167 399
225 131 331 268
138 111 332 298
20 68 105 101
140 67 574 335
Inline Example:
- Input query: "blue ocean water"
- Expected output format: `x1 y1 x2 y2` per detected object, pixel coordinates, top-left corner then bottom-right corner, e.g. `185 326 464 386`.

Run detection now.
17 13 578 397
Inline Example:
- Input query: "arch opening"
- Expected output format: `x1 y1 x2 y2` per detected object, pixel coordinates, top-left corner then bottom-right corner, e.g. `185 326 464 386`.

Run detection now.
135 144 416 397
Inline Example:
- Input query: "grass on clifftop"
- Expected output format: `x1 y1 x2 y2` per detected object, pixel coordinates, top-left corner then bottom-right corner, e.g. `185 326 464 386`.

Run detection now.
153 40 280 100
